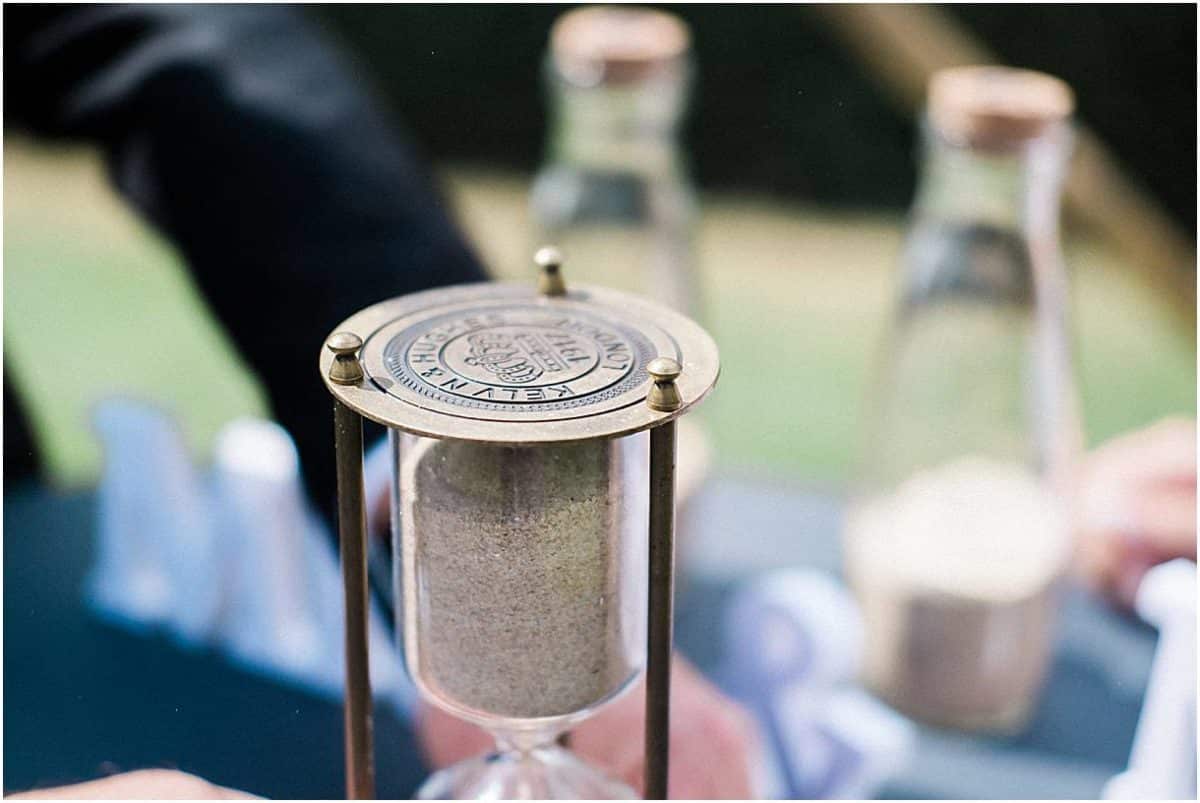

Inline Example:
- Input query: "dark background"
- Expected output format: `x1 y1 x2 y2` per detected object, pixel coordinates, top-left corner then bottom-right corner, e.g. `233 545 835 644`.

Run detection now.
310 4 1197 233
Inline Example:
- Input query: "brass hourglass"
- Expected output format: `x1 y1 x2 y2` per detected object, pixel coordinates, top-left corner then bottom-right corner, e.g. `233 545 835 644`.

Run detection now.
320 248 718 799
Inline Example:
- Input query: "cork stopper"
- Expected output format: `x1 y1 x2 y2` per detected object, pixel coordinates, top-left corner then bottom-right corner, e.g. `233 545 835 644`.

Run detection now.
928 66 1074 149
550 5 690 87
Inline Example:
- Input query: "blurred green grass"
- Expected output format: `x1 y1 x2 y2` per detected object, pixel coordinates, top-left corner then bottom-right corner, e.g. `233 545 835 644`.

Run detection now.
4 140 1194 486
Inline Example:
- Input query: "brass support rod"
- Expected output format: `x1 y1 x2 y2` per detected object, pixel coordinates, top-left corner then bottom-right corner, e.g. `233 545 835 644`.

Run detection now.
334 398 375 800
645 419 678 800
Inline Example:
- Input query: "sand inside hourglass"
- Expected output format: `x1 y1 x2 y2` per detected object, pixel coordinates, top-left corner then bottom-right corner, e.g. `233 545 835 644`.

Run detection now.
398 434 649 725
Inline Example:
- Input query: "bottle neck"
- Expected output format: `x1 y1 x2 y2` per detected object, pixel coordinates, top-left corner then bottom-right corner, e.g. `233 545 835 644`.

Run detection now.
912 119 1072 242
544 64 688 175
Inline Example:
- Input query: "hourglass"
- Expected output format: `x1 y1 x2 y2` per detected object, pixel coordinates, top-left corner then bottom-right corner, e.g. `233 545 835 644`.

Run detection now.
320 248 718 799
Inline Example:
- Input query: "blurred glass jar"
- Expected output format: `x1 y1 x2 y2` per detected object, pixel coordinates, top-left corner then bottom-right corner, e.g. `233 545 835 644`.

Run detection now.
844 67 1083 733
531 6 699 317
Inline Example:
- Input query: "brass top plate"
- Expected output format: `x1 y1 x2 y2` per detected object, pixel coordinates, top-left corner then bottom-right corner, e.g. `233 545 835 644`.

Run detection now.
320 282 719 444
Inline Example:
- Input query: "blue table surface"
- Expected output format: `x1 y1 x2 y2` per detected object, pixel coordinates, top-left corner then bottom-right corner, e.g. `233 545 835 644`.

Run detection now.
4 476 1155 799
3 484 427 799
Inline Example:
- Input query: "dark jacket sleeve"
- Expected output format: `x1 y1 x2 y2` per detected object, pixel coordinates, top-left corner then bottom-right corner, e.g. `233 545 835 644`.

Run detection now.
5 4 488 511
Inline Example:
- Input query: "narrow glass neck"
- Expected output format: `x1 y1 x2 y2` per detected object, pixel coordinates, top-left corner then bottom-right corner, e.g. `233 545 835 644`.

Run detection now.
492 724 564 754
545 66 688 174
912 120 1072 241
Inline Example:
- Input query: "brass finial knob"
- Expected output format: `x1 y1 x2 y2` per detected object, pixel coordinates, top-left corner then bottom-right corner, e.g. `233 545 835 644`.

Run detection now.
536 245 567 297
646 356 682 411
327 331 364 385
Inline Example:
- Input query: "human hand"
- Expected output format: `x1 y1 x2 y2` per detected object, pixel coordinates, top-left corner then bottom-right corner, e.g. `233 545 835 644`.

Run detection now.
8 769 257 799
416 653 760 799
1077 417 1196 609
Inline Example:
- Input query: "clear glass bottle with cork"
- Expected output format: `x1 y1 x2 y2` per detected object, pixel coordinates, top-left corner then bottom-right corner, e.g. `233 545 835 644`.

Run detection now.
531 5 699 318
844 66 1083 732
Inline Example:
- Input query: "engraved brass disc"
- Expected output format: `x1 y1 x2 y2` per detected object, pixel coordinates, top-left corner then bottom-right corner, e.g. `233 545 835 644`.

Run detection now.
320 282 719 444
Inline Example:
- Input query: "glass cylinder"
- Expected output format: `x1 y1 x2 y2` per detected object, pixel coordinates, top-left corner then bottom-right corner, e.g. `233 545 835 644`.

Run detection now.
391 429 649 799
531 6 699 317
844 67 1082 733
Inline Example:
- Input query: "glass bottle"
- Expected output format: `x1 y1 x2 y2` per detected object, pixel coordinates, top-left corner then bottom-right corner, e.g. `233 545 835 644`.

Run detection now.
844 67 1082 732
531 6 698 317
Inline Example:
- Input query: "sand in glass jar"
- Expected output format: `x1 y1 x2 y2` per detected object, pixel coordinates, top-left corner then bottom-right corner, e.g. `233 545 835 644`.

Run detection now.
845 457 1070 731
